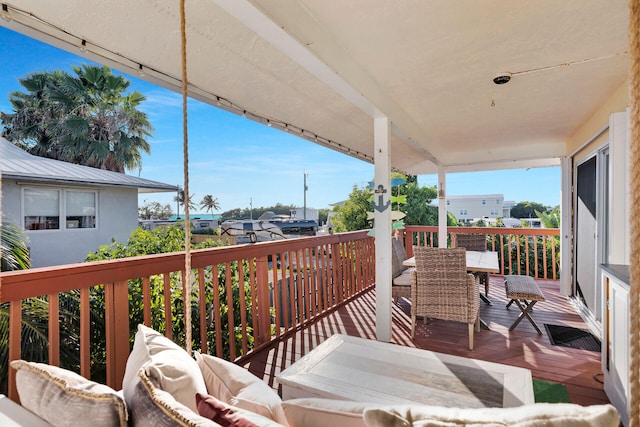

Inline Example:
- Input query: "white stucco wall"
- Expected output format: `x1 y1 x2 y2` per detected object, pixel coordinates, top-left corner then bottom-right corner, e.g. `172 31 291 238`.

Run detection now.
1 179 138 267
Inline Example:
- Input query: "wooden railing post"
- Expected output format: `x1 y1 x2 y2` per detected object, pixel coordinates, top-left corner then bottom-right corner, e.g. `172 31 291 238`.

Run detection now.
48 293 60 368
8 300 21 402
255 256 271 345
104 281 130 390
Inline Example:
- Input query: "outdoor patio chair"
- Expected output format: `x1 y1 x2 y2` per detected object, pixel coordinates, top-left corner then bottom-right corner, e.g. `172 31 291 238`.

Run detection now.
411 247 480 350
391 237 412 304
455 233 490 297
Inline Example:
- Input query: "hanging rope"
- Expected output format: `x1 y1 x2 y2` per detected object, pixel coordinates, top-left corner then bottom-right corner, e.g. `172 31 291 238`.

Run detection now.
628 1 640 426
180 0 192 354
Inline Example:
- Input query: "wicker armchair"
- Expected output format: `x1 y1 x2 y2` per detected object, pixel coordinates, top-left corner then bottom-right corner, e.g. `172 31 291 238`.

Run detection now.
411 247 480 350
454 233 490 297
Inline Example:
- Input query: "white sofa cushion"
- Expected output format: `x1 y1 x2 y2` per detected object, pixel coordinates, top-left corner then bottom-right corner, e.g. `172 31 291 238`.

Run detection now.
10 360 127 427
0 394 52 427
363 403 620 427
122 324 207 413
195 352 287 425
283 398 376 427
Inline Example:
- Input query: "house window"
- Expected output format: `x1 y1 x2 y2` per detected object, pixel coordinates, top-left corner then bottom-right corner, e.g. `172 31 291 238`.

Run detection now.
24 188 60 230
459 209 467 216
66 190 96 229
446 200 450 205
496 199 500 204
482 199 486 205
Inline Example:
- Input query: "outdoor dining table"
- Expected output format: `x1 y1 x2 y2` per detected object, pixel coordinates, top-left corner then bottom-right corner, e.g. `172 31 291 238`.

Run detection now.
402 250 499 273
403 250 500 328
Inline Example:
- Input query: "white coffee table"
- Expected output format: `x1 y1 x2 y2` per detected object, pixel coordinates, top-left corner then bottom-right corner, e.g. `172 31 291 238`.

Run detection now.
277 334 534 408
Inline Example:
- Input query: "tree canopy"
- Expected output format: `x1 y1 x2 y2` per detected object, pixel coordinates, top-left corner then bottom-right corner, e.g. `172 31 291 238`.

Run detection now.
510 201 550 218
331 186 372 232
138 200 173 220
1 64 152 173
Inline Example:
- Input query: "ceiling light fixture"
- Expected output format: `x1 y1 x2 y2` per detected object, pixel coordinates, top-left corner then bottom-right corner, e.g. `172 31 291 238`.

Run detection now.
79 39 87 53
138 64 145 77
493 73 511 85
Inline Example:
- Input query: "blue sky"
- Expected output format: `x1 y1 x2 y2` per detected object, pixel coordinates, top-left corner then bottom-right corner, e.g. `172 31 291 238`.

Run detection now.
0 27 560 213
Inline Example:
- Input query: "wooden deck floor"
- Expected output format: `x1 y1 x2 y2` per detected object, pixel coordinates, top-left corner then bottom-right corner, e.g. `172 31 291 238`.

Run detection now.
240 277 608 406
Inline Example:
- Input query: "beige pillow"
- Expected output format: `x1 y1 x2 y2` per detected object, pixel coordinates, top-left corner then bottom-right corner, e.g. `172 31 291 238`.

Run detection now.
283 398 374 427
131 371 285 427
363 403 620 427
194 352 287 425
11 360 127 427
122 324 207 413
130 369 219 427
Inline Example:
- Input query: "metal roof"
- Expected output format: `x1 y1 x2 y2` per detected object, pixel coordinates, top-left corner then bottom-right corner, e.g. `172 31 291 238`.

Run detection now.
0 137 177 193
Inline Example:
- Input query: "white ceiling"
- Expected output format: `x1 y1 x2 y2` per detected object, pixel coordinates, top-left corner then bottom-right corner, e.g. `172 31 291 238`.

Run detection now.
0 0 630 174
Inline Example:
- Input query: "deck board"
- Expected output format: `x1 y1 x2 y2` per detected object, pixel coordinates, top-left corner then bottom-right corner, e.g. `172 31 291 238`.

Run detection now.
240 277 608 406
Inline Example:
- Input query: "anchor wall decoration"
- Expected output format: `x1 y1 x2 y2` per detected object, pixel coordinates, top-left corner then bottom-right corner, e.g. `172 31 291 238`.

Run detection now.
373 184 390 213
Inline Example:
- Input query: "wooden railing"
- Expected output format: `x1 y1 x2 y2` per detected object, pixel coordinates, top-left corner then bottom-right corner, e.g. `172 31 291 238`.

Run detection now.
404 226 561 280
0 230 374 401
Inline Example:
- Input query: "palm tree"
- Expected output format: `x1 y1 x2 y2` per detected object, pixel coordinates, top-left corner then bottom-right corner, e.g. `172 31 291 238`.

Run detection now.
1 218 33 394
1 217 30 271
174 189 197 212
1 65 153 173
536 207 560 228
200 194 220 214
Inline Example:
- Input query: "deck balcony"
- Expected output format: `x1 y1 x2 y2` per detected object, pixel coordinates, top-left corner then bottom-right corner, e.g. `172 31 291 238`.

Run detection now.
1 226 606 407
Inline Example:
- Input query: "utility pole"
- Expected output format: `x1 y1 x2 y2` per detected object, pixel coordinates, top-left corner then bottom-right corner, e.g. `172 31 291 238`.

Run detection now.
250 197 253 220
303 171 308 220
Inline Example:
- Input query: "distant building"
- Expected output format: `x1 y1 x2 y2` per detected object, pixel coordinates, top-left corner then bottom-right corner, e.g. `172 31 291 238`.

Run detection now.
0 137 177 267
445 194 515 223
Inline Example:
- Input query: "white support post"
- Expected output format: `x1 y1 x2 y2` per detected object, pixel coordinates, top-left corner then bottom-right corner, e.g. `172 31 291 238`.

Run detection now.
560 156 572 295
438 165 447 248
374 117 392 342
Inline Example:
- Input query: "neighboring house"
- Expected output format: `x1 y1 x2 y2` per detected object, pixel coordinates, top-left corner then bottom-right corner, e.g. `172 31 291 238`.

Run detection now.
445 194 514 223
0 137 177 267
